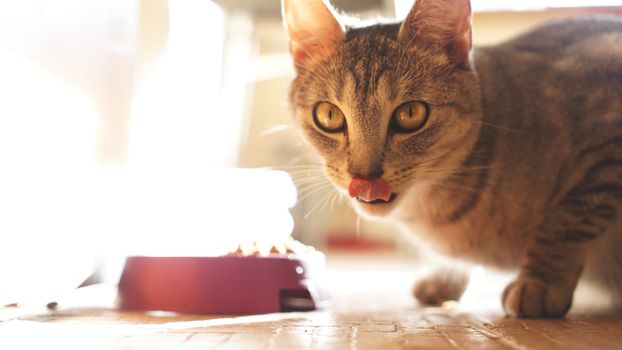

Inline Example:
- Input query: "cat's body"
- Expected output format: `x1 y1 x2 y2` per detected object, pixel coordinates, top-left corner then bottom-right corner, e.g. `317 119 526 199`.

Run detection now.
282 0 622 317
400 18 622 269
402 18 622 302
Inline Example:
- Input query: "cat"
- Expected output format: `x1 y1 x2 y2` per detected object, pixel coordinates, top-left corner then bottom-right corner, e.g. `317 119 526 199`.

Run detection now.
281 0 622 318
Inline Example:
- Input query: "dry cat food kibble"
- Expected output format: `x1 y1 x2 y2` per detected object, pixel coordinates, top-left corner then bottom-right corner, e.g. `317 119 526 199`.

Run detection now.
227 237 316 257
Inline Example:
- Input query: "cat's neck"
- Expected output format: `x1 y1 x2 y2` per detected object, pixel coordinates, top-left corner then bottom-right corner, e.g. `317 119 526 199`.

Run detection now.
431 122 495 225
396 51 496 226
393 126 494 227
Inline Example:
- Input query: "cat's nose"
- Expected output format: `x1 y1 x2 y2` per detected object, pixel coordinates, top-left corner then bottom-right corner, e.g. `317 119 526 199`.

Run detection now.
347 167 384 179
347 150 384 178
360 170 384 178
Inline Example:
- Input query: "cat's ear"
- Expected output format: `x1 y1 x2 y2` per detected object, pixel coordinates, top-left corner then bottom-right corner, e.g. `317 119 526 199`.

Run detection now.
281 0 344 67
398 0 472 68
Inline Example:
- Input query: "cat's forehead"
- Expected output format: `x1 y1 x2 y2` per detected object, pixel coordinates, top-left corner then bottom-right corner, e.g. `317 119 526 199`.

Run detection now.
291 23 456 108
341 24 402 63
316 27 403 105
344 22 401 41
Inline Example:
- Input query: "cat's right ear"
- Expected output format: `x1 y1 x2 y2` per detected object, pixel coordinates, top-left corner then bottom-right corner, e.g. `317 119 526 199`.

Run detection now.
281 0 344 68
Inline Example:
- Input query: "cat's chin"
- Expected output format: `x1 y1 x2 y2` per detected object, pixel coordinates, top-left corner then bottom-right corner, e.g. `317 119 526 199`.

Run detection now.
351 195 399 217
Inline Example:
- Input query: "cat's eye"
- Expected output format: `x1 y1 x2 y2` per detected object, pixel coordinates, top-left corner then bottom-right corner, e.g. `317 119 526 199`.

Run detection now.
313 102 345 133
392 101 429 133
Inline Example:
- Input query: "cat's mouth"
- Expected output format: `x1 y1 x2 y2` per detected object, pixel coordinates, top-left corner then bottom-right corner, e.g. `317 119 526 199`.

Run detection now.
356 193 397 204
348 177 396 206
352 192 400 217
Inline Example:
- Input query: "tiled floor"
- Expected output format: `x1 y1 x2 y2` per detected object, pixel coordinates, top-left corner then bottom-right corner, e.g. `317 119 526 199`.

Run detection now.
1 253 621 349
3 304 622 349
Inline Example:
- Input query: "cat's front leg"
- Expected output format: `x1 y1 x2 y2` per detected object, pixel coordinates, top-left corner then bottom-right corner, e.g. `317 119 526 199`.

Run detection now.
413 267 470 306
502 241 585 318
503 193 618 318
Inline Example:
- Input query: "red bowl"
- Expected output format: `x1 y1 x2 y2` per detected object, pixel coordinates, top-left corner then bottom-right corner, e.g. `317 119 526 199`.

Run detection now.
117 254 328 314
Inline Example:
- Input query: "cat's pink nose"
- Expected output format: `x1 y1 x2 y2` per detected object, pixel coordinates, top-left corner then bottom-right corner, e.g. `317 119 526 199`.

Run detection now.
348 177 392 203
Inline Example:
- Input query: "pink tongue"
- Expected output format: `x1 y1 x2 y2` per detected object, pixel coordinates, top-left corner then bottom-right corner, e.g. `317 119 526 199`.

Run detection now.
348 177 392 203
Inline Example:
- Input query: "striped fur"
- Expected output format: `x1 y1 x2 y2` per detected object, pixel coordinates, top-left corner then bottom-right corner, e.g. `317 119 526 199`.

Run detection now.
284 0 622 318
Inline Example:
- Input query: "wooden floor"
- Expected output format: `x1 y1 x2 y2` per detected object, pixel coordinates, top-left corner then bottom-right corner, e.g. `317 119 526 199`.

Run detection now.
4 306 622 349
2 253 622 349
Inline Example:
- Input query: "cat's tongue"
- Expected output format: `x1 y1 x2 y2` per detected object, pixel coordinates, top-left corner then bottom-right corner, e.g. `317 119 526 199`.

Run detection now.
348 177 392 203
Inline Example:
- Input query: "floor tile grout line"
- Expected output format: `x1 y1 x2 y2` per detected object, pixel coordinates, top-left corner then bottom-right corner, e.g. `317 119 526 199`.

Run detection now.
460 314 530 350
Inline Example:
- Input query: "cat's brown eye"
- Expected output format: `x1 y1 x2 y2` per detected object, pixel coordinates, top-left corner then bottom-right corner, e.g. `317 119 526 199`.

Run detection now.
392 101 429 133
313 102 345 133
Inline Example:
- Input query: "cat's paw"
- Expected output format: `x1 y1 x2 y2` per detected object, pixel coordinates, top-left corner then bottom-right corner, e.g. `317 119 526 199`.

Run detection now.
502 276 573 318
413 270 468 306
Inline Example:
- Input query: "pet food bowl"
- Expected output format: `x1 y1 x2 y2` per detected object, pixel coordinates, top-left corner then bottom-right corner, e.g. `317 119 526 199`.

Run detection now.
117 253 329 314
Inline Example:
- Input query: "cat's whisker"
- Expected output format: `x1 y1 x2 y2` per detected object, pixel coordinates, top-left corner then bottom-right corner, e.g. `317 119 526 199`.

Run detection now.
291 176 327 185
402 148 502 175
282 168 325 175
420 164 501 175
296 182 334 204
274 167 325 181
291 175 327 183
296 179 332 194
397 171 481 193
290 172 329 182
330 190 346 212
413 190 431 220
288 170 327 177
290 172 328 180
291 176 327 184
410 154 455 167
473 120 526 134
283 164 324 170
293 179 331 189
287 170 326 178
319 189 336 214
293 180 331 190
272 164 324 170
288 154 311 165
302 188 334 220
330 191 338 212
426 179 482 194
258 124 291 136
355 214 363 237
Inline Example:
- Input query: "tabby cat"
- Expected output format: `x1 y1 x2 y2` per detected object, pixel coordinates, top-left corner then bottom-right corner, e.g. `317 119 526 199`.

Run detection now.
282 0 622 318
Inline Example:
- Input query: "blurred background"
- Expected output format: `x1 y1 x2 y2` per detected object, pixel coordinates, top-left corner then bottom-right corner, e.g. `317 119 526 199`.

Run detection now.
1 0 621 306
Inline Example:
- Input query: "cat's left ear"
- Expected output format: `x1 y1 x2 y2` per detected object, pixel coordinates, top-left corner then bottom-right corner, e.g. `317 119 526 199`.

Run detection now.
398 0 473 68
281 0 344 68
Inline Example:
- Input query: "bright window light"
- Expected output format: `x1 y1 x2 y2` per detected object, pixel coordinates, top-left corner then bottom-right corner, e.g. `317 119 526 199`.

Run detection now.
0 47 100 305
0 0 295 306
129 0 229 166
395 0 622 16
